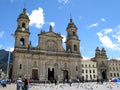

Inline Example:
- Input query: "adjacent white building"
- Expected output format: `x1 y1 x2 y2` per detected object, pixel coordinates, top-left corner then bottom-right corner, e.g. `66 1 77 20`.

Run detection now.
81 60 97 81
108 59 120 79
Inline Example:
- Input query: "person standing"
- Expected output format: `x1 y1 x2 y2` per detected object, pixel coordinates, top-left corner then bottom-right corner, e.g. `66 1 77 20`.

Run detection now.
24 79 29 90
16 77 23 90
69 78 72 86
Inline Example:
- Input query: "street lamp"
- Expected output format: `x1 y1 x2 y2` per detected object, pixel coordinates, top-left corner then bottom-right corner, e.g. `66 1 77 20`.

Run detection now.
6 50 11 79
6 33 15 79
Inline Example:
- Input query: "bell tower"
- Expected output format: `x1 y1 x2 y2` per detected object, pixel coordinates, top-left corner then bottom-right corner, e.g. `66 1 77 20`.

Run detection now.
14 8 30 48
95 47 107 60
101 48 107 59
95 47 100 58
66 17 81 55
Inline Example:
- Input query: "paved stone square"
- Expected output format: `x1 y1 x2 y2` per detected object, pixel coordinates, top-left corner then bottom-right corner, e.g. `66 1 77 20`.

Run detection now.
0 82 120 90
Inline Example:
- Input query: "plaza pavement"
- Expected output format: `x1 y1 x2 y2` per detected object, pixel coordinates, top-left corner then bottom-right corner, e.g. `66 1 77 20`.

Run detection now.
0 82 120 90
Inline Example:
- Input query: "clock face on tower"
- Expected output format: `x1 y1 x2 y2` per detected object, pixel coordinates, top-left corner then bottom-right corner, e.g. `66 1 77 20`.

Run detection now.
22 27 25 31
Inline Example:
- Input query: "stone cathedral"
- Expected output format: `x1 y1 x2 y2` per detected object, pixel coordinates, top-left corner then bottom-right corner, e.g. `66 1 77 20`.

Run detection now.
12 8 82 81
12 8 120 81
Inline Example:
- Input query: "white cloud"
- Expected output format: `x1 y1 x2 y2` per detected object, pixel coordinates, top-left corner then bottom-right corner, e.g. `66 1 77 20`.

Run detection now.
112 34 120 43
117 57 120 60
97 27 120 51
61 35 66 50
0 31 4 38
82 56 92 60
29 7 45 28
61 35 66 42
50 22 55 27
5 47 14 52
58 0 70 4
103 28 112 34
87 23 98 28
112 25 120 43
101 18 106 22
114 25 120 35
97 32 117 49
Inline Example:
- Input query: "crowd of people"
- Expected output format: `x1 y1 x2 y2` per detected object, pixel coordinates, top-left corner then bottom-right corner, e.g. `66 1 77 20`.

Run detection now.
16 76 30 90
0 76 111 90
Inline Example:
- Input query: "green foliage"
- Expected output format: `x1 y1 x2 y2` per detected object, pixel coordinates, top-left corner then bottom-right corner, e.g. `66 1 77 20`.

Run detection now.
0 49 9 63
0 49 12 72
0 62 7 72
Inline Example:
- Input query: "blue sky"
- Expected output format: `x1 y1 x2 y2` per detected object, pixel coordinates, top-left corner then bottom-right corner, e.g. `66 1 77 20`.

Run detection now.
0 0 120 59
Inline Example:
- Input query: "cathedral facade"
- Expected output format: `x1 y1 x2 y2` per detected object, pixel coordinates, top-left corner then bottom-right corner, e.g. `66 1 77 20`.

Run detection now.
12 8 120 81
12 8 82 81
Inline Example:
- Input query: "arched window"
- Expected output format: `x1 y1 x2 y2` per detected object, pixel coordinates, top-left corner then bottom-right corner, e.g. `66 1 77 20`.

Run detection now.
19 64 22 69
73 32 76 36
82 69 84 73
110 73 112 77
89 70 91 73
113 67 115 71
74 44 77 51
22 22 25 28
90 75 92 79
114 73 116 77
20 38 24 46
86 75 88 79
117 73 119 77
116 67 118 71
76 66 78 71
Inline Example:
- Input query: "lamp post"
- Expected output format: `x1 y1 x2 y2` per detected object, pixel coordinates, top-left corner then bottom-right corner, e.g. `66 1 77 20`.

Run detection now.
6 50 11 79
6 33 15 79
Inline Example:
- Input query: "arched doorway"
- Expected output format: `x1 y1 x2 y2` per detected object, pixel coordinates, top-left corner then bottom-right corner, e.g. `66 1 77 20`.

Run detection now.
32 69 38 80
102 70 107 80
63 70 68 81
48 68 54 81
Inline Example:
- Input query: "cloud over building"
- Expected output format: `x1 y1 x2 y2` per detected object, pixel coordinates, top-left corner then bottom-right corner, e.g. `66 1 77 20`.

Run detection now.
29 7 45 28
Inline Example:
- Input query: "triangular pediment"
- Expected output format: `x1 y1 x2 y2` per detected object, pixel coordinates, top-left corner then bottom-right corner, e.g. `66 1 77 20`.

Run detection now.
41 31 62 38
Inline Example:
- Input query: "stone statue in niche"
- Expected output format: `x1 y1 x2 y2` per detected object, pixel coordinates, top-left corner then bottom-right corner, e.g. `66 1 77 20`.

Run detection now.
33 61 37 67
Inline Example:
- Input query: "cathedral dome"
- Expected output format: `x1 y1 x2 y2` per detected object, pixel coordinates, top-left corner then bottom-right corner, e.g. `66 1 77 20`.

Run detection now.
67 18 77 29
96 47 100 51
101 48 106 52
18 8 29 20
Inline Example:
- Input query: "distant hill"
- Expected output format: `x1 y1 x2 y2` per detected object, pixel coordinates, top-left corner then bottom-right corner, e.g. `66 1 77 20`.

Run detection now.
0 49 13 72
